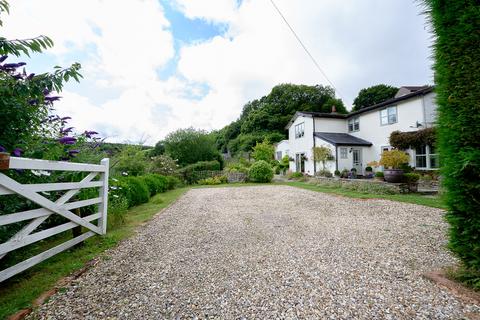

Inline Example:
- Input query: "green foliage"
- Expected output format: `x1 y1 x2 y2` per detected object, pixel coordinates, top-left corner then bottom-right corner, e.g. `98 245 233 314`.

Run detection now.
424 0 480 273
334 170 341 176
248 160 274 183
197 175 228 185
379 150 410 169
150 140 165 156
252 140 274 162
312 146 334 170
389 128 437 150
215 83 346 155
115 177 150 208
316 169 333 178
140 174 168 196
225 160 250 174
112 145 148 176
375 171 384 178
164 128 221 166
149 154 178 176
403 173 420 184
287 172 304 180
178 160 222 184
352 84 399 111
166 176 182 190
108 196 129 225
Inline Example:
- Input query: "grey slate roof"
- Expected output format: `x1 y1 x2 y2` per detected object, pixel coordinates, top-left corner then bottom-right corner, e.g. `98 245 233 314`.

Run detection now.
314 132 373 146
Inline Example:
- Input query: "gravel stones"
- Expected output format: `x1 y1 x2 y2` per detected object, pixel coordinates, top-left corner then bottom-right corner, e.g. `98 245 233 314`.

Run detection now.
29 186 480 319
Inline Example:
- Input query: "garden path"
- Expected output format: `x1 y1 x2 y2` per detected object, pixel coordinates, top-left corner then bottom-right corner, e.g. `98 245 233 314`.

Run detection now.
31 186 479 319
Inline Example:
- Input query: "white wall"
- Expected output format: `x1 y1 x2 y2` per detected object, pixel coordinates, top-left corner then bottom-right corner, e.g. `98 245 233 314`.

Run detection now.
349 97 428 167
274 140 290 160
314 139 336 173
288 115 314 174
314 118 347 133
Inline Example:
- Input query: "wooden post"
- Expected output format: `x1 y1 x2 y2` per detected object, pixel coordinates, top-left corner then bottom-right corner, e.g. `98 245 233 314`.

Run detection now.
0 153 10 170
98 158 109 235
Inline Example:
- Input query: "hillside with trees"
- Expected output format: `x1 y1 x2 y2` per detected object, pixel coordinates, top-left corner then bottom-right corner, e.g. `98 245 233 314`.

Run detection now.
213 83 347 156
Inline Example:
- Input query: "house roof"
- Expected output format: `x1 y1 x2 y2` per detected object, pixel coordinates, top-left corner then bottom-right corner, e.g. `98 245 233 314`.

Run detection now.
314 132 373 146
285 111 347 129
348 85 434 118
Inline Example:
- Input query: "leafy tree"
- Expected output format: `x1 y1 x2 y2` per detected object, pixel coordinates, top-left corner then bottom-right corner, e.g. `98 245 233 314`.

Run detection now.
0 0 83 157
150 140 165 156
252 140 274 162
424 0 480 280
149 154 178 176
352 84 399 111
112 145 148 176
164 128 220 166
312 146 333 170
216 83 346 155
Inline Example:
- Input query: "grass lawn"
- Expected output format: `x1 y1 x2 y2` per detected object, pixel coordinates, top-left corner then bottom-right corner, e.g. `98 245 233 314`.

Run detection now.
281 181 446 209
0 187 189 319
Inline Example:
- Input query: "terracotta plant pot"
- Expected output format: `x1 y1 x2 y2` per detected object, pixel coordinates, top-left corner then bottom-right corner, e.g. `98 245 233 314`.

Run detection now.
384 169 404 183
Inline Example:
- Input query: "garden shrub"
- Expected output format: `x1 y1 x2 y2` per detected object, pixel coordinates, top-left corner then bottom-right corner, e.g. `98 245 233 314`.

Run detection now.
375 171 384 178
379 150 410 169
115 176 150 208
140 174 168 196
166 176 182 190
108 196 129 225
424 0 480 275
248 160 274 183
403 173 420 184
315 169 333 178
198 176 228 185
287 172 304 180
179 160 221 184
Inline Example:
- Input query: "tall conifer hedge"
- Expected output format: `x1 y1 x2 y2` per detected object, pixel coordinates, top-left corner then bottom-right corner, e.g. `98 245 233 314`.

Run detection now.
424 1 480 273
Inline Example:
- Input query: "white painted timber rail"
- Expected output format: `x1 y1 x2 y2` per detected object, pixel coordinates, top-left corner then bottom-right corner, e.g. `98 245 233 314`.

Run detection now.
0 155 109 282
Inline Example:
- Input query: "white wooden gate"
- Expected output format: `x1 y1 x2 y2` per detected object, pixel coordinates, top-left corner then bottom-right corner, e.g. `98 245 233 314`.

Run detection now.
0 155 109 282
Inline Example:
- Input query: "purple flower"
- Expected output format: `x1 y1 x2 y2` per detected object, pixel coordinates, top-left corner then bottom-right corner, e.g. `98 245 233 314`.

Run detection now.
26 73 35 80
17 62 26 67
0 56 8 63
43 88 51 95
68 149 80 156
12 148 23 157
61 116 72 121
0 145 6 152
58 136 77 145
29 99 38 106
45 96 61 102
3 63 20 68
60 127 74 135
84 130 98 138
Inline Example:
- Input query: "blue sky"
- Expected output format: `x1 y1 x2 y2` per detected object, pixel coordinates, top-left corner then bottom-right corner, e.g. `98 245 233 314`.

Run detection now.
2 0 433 144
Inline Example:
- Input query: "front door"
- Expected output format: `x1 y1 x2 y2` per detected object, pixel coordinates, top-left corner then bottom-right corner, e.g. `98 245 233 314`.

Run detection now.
295 153 305 173
352 148 362 174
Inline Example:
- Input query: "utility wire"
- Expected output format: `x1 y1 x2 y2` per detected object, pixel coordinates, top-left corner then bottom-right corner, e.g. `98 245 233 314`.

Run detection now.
268 0 347 103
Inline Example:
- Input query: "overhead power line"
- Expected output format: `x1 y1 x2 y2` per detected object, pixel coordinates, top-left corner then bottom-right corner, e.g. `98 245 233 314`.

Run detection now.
268 0 347 103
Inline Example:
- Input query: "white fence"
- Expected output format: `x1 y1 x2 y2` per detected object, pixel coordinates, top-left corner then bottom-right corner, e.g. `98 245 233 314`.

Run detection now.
0 155 109 282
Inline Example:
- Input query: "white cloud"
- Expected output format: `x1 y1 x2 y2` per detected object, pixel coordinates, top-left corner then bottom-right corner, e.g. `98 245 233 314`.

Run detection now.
1 0 433 145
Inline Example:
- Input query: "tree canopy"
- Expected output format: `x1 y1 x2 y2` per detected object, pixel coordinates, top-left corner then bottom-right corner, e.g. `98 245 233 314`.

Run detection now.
352 84 399 111
214 83 346 155
164 128 221 167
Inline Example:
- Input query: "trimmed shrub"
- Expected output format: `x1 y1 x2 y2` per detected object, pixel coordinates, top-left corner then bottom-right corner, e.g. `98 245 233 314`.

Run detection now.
248 160 274 183
116 176 150 207
375 171 384 178
403 173 420 184
140 174 169 196
166 176 182 190
424 0 480 274
288 172 304 180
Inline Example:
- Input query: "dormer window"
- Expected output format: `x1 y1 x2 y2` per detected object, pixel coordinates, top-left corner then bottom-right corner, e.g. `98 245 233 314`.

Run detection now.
295 122 305 138
380 106 397 125
348 117 360 132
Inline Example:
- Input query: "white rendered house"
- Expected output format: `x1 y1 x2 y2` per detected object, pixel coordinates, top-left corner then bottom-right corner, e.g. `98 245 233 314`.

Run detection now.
278 86 438 175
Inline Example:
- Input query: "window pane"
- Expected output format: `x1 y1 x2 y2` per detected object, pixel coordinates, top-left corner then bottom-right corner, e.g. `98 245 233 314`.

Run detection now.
381 109 388 117
354 122 360 131
388 114 397 123
416 145 426 154
430 155 439 168
388 107 396 116
429 145 436 154
381 116 388 125
416 155 427 168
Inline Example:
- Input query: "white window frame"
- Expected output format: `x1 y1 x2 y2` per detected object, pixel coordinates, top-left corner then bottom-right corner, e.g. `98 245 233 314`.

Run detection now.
348 117 360 132
380 106 397 125
295 122 305 139
415 145 439 170
340 147 348 159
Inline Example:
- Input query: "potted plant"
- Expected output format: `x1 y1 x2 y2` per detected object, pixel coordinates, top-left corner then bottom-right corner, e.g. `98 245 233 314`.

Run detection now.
334 169 341 179
365 166 373 179
403 172 420 192
379 150 410 183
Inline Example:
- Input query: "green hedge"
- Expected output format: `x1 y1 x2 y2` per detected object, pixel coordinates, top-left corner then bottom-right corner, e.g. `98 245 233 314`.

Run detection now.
112 173 174 208
425 0 480 275
178 160 221 184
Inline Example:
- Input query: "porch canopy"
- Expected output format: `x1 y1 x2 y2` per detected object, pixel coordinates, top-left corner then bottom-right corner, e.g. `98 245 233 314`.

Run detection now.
314 132 372 146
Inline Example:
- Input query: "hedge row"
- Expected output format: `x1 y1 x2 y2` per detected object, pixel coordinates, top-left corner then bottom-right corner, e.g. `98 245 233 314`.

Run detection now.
112 174 180 208
178 160 221 184
425 0 480 276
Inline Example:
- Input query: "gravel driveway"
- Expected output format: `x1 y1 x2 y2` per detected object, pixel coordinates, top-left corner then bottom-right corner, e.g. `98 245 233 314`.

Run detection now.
31 186 479 319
